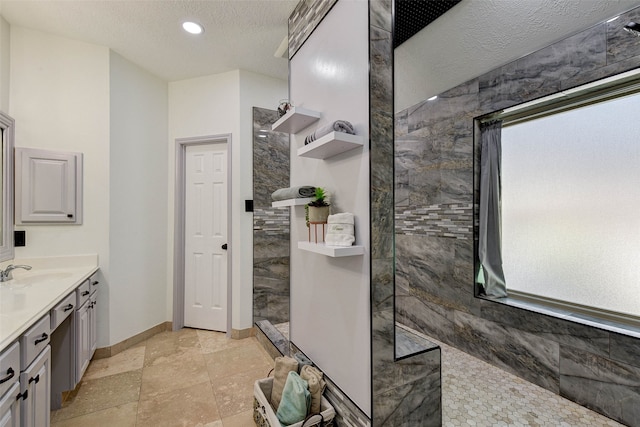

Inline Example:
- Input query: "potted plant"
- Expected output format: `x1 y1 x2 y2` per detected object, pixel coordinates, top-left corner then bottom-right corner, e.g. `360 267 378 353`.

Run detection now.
307 187 330 224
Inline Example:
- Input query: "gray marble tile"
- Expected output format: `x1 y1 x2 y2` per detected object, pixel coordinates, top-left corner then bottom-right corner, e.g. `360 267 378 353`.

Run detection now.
607 8 640 65
253 107 289 208
369 0 392 32
372 257 394 312
454 310 560 394
373 361 441 427
610 332 640 369
396 234 474 313
288 0 338 59
560 346 640 426
479 298 610 358
370 25 393 114
395 325 439 359
396 294 458 347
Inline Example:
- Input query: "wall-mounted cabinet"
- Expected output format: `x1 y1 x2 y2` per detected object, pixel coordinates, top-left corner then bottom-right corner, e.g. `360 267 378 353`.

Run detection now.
271 107 320 133
298 131 363 159
15 148 83 225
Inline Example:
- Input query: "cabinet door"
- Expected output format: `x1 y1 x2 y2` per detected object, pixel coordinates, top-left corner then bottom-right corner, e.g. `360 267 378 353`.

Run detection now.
0 382 20 427
15 148 83 224
75 301 90 381
19 346 50 427
89 293 97 359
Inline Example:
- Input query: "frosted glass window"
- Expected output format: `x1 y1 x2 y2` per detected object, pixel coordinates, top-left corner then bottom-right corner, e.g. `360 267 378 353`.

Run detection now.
501 93 640 317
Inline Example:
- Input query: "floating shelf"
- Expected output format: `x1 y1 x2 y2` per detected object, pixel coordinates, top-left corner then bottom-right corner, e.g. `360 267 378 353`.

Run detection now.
298 241 365 257
298 131 364 159
271 107 321 133
271 197 314 208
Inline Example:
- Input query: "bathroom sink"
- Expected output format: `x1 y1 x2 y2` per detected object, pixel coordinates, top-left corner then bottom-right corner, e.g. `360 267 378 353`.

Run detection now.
6 271 74 286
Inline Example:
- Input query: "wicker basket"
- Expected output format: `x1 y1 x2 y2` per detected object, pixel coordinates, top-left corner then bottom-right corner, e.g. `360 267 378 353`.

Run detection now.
253 377 335 427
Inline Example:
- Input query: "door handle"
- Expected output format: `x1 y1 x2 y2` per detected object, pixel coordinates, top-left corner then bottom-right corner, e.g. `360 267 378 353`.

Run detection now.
221 243 228 250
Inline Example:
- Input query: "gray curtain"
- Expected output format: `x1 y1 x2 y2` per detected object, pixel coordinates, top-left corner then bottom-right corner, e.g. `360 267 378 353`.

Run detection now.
478 121 507 298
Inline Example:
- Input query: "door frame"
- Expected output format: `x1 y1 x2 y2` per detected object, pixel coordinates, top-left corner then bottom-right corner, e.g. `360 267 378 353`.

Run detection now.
173 134 232 336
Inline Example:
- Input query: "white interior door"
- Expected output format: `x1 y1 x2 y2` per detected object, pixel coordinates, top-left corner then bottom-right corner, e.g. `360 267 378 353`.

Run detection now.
184 143 228 331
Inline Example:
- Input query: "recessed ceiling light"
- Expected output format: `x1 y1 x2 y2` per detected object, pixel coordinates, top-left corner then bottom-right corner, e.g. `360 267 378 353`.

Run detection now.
182 21 204 35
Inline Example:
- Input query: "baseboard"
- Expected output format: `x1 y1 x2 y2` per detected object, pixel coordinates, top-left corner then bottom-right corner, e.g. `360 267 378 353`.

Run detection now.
231 327 255 339
93 321 172 359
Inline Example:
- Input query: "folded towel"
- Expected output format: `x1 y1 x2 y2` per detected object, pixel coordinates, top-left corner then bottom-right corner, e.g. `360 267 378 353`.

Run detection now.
304 120 355 145
326 212 355 247
300 365 326 416
271 356 299 409
271 186 316 201
276 372 310 426
327 213 354 225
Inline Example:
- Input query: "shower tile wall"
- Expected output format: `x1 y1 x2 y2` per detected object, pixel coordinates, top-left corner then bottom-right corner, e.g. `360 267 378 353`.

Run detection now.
253 107 290 325
394 7 640 426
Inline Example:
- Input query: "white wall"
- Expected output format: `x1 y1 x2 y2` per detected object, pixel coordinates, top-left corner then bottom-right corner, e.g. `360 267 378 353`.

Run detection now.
109 51 168 345
289 0 371 415
167 71 287 331
9 26 111 345
0 16 9 112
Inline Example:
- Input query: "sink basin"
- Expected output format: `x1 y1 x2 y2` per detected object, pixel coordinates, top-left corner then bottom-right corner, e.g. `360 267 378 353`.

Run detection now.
6 271 74 286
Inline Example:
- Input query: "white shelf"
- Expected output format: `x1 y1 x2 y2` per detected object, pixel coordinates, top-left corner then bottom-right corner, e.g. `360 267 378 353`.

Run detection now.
271 197 314 207
298 131 364 159
298 241 365 257
271 107 321 133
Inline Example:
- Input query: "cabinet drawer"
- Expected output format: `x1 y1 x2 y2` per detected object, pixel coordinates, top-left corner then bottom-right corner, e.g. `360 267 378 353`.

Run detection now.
76 279 91 307
51 292 76 331
0 341 19 398
89 272 100 292
20 315 51 368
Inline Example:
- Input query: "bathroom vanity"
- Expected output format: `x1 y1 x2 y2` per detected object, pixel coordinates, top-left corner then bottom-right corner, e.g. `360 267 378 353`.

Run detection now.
0 255 99 427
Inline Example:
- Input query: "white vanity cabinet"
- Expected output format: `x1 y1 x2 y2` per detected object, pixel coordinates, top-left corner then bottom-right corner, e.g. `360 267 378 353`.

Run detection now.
18 315 51 427
75 274 98 382
0 342 21 427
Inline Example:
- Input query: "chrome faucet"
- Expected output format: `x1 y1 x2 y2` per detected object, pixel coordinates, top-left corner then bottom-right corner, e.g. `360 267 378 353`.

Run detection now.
0 264 32 282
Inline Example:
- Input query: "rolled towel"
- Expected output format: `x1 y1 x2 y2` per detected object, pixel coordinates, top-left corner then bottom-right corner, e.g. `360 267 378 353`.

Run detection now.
271 186 316 201
276 372 310 426
271 356 299 409
300 365 326 416
326 212 356 247
304 120 355 145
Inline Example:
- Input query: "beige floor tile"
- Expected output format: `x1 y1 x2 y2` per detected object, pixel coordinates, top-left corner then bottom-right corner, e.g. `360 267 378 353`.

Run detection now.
144 328 202 367
213 366 270 418
52 369 142 421
205 340 273 381
197 329 256 354
137 381 221 427
222 408 255 427
83 345 146 381
51 402 137 427
140 351 209 398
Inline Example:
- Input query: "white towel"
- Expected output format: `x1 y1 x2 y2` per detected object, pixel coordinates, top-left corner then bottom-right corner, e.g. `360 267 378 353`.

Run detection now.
326 212 355 246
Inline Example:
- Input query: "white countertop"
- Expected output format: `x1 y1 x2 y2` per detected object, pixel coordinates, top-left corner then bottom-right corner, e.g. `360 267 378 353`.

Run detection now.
0 255 99 351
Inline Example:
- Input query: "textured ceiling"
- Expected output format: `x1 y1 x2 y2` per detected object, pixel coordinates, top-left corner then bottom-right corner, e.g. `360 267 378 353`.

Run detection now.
0 0 298 82
394 0 461 48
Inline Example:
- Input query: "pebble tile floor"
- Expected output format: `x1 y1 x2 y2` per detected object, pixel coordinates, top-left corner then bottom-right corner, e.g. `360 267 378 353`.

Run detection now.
51 327 625 427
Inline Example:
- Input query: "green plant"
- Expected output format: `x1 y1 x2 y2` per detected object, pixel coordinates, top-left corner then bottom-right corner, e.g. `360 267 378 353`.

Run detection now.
308 187 329 207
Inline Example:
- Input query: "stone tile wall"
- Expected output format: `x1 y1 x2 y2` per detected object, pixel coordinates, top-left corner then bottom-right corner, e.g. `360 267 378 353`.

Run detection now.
253 107 291 325
394 7 640 426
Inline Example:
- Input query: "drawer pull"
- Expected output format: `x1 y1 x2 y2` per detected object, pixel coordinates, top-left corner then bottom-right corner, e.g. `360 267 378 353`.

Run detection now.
81 290 90 296
0 367 14 384
34 332 48 345
92 280 99 286
16 390 28 401
63 304 74 312
29 374 40 385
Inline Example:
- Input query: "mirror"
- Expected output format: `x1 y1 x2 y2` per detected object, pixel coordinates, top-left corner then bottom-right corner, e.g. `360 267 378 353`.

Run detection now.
0 110 14 262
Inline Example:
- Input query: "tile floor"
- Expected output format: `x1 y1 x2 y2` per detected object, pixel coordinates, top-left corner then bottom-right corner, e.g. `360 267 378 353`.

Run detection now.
51 327 625 427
